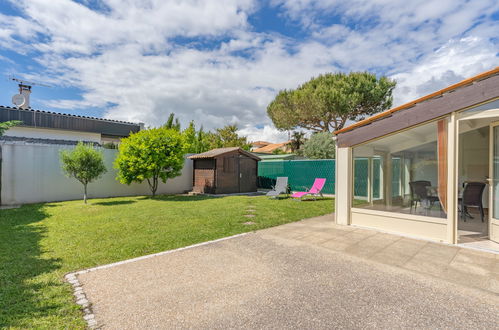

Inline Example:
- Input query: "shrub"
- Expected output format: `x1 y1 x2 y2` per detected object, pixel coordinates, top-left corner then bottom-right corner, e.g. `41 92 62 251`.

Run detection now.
115 127 186 196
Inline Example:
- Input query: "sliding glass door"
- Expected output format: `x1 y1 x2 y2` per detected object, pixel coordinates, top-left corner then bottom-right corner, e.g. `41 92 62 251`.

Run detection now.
489 123 499 243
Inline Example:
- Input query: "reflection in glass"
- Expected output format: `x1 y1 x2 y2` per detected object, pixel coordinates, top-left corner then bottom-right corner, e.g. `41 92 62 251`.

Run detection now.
352 119 448 218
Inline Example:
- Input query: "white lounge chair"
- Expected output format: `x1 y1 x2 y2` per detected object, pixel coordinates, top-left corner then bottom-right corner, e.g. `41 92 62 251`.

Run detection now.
266 177 289 198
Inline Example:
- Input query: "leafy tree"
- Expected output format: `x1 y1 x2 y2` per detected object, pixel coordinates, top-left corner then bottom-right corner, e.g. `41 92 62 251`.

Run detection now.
303 132 336 159
182 120 197 153
290 131 306 152
0 120 22 136
115 127 186 196
267 72 396 132
207 125 251 150
164 113 181 131
194 126 210 153
60 142 107 204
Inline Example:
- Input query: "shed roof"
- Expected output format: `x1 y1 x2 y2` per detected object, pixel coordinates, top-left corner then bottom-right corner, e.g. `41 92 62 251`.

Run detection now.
188 147 261 160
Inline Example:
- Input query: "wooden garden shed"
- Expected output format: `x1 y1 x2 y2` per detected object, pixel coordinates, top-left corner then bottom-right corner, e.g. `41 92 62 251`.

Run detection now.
188 147 260 194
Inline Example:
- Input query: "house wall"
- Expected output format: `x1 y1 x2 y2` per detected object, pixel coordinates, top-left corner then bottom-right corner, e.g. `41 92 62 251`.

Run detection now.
1 143 193 205
350 209 448 241
5 126 102 143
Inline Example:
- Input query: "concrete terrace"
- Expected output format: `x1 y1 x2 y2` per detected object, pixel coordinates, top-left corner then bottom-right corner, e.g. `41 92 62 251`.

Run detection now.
74 215 499 329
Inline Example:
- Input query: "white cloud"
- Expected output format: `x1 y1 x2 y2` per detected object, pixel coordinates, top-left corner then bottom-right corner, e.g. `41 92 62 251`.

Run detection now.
1 0 498 135
238 124 289 143
391 37 499 105
0 13 43 53
33 33 339 129
14 0 256 54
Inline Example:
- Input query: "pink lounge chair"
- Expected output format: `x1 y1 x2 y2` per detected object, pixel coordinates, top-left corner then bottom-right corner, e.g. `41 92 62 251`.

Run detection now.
291 178 326 200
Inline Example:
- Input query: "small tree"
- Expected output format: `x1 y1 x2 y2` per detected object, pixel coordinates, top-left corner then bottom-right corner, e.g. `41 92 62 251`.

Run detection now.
60 142 107 204
115 127 186 196
303 132 336 159
194 126 210 153
164 113 181 131
182 121 197 153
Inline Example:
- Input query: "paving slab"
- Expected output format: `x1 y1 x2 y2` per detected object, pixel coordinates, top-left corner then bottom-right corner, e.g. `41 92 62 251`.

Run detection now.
76 215 499 329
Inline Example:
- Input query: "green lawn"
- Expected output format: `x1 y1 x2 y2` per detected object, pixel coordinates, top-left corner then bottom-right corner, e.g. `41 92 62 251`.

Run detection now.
0 194 333 329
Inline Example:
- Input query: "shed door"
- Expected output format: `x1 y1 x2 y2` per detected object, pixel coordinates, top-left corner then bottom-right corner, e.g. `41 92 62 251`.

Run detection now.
239 157 256 193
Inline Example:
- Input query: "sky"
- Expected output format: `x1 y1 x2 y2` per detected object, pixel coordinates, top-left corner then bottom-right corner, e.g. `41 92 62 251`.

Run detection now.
0 0 498 142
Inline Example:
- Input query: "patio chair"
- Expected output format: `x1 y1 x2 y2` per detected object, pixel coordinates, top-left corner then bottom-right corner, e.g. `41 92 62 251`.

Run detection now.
266 177 289 198
291 178 326 200
459 182 486 222
409 181 439 212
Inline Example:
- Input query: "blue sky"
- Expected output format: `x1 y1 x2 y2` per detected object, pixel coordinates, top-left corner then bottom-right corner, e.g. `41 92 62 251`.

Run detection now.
0 0 498 141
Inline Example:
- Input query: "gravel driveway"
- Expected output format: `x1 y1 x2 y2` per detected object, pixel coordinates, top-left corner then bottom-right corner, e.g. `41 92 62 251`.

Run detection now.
77 216 499 329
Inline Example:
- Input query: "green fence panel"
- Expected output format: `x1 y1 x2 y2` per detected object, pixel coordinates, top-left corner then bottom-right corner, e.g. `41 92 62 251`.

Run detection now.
354 158 368 197
258 160 335 194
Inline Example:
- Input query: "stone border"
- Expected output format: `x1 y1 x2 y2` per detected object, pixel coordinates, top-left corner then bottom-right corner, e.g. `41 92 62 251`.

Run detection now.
64 273 97 328
64 232 249 329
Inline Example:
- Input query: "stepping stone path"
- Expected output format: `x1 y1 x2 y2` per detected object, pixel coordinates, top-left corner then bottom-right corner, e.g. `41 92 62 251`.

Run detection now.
244 204 256 221
243 221 256 225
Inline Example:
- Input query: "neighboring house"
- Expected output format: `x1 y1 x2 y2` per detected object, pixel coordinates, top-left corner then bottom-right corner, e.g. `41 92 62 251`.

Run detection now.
334 67 499 249
0 106 194 205
250 140 271 151
189 147 260 194
0 105 142 145
252 141 292 154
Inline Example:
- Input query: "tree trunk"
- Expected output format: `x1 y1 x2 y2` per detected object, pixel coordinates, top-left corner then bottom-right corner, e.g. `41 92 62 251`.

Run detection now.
148 177 158 197
83 183 87 204
152 177 158 197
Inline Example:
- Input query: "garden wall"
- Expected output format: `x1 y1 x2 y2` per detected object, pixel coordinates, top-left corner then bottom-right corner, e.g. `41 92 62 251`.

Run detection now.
0 143 193 205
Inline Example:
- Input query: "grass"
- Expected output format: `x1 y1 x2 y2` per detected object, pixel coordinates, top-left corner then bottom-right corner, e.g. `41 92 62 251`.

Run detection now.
0 194 333 329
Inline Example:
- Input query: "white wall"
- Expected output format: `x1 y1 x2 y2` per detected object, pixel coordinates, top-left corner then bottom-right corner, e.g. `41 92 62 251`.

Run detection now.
5 127 102 142
335 146 351 225
1 143 193 205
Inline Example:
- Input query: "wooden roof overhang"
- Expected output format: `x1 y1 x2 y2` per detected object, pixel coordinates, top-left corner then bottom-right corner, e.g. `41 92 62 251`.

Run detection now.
335 67 499 148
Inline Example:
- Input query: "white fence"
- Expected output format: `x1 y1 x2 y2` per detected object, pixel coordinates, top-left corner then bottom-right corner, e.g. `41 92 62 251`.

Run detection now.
0 143 193 205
